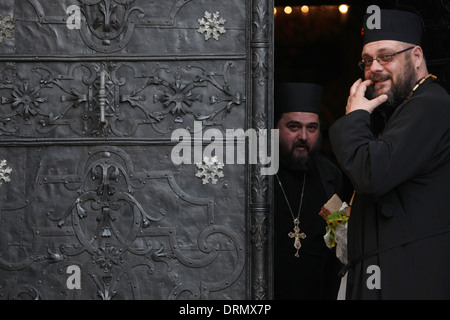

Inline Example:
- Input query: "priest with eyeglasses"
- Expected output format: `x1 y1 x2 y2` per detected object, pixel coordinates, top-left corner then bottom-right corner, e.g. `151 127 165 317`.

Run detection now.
329 9 450 299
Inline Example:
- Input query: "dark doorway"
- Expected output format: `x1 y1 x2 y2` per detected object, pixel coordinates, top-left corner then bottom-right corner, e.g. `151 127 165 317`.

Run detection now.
274 0 450 159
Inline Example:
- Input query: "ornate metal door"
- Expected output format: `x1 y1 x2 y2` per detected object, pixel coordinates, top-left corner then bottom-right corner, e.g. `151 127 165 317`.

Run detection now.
0 0 274 300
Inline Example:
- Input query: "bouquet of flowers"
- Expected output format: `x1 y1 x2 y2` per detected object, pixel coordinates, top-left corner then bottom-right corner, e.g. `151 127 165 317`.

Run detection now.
318 194 350 264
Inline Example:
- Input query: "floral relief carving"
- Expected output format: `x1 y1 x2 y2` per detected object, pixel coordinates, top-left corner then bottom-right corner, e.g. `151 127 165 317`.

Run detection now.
8 82 47 120
78 0 145 53
0 62 244 137
26 0 195 53
153 73 203 122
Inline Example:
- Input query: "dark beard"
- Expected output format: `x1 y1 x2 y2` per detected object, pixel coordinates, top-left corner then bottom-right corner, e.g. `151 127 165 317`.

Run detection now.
366 59 417 109
366 59 417 136
280 136 321 172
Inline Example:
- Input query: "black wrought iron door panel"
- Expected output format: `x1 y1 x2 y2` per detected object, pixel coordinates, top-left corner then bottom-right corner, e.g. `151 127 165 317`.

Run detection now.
13 0 244 56
0 145 245 299
0 0 271 300
0 60 245 138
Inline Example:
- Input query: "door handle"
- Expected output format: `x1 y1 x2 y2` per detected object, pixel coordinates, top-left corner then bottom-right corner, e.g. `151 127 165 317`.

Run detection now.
98 70 108 126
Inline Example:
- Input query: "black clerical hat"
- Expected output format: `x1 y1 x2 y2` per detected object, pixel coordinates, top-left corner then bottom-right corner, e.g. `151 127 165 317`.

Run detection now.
362 9 423 46
274 82 322 116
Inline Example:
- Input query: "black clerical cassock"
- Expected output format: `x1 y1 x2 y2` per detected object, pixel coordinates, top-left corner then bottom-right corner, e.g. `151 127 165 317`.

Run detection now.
274 83 350 299
330 9 450 299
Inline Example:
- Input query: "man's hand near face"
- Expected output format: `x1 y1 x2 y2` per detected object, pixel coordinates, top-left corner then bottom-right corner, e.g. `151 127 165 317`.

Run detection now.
346 79 388 115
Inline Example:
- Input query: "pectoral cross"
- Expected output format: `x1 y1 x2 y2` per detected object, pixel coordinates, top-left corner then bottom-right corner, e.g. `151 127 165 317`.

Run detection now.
288 218 306 258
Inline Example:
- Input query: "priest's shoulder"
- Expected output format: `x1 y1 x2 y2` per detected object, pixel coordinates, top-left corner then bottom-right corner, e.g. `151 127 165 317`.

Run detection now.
409 82 450 115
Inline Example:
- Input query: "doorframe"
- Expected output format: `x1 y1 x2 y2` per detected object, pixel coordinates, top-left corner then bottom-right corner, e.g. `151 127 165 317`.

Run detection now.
248 0 274 300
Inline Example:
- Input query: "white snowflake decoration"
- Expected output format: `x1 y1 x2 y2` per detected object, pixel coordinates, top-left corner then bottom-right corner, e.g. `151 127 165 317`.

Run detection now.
0 159 12 188
195 156 224 185
197 11 226 41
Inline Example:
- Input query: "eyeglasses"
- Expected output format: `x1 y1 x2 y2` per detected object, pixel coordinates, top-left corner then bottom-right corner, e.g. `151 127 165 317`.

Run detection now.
358 47 414 70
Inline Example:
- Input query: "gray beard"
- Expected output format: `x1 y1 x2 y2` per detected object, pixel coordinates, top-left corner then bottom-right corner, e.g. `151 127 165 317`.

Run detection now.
366 62 418 108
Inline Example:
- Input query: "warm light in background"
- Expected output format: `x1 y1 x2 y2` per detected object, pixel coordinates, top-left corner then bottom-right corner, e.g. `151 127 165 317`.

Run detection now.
274 4 350 17
339 4 349 14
